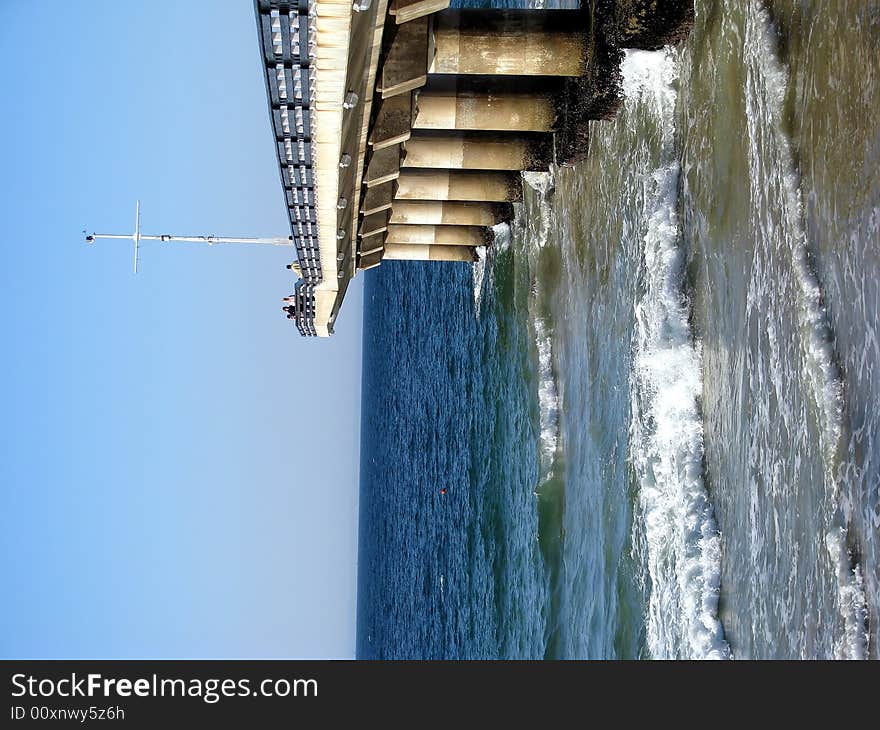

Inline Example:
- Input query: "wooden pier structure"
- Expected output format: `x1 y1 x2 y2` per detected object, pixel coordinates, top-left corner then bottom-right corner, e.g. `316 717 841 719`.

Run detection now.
255 0 693 336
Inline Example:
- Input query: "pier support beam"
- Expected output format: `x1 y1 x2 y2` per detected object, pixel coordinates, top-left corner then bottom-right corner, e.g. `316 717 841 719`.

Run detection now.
378 16 430 98
403 132 550 171
413 89 556 132
390 0 450 25
358 250 384 269
370 93 413 150
364 145 402 187
429 10 589 77
362 182 396 215
386 224 490 247
359 211 389 238
389 200 510 226
395 170 522 202
384 243 476 262
359 239 386 258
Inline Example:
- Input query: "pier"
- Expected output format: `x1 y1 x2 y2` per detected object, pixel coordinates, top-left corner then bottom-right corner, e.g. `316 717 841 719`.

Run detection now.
255 1 693 336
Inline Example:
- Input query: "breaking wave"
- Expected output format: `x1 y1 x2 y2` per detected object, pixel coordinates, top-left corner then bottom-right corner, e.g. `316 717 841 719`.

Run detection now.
472 245 488 314
825 528 870 659
624 48 731 659
532 313 560 470
519 176 561 480
744 1 866 659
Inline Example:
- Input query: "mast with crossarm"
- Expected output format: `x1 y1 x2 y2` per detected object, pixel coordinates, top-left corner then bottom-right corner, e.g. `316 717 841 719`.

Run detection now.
85 200 293 273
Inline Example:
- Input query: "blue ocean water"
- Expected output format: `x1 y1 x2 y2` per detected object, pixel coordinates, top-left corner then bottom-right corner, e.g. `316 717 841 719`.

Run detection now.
357 250 557 659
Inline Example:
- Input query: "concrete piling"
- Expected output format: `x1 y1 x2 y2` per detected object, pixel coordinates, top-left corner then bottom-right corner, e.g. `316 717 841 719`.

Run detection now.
389 200 510 226
383 243 477 262
395 170 522 202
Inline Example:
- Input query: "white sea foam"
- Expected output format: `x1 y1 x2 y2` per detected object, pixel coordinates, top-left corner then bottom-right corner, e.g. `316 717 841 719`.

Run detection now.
523 172 556 251
624 48 731 659
746 3 845 460
825 529 869 659
472 245 488 315
473 224 512 314
745 2 866 658
533 313 560 469
520 176 561 475
522 170 555 199
492 222 512 253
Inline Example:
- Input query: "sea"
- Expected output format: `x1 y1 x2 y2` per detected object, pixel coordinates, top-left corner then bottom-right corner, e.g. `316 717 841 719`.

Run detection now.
356 0 879 659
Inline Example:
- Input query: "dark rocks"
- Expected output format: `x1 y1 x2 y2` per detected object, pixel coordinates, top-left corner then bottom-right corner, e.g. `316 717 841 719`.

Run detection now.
612 0 695 51
553 0 693 166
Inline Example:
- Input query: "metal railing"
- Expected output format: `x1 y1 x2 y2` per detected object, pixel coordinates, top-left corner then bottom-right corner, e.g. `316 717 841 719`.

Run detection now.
256 0 322 333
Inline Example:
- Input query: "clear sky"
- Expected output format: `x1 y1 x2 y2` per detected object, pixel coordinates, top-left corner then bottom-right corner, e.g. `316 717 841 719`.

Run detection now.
0 1 362 658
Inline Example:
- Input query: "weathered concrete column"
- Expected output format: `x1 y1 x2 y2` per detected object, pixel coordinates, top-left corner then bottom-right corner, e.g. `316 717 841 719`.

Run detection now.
403 132 550 171
429 10 589 77
386 224 490 247
413 90 556 132
389 200 510 226
396 170 522 202
384 243 476 262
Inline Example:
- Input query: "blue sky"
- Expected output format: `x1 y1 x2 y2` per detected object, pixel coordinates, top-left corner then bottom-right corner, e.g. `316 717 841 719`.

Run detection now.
0 1 362 658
